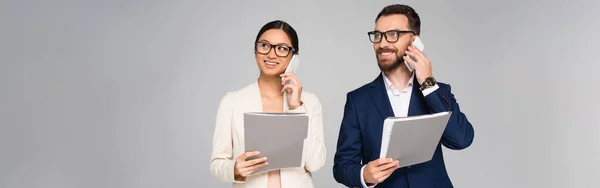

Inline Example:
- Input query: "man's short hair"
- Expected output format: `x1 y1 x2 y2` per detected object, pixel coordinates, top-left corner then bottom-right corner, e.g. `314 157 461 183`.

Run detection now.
376 4 421 35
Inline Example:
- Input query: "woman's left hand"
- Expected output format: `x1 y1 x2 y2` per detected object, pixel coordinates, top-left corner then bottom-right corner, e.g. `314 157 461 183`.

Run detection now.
280 70 303 110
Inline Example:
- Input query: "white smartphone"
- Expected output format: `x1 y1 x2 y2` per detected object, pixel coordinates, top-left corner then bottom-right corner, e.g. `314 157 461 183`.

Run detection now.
405 37 424 72
282 55 300 108
282 55 300 82
285 54 300 73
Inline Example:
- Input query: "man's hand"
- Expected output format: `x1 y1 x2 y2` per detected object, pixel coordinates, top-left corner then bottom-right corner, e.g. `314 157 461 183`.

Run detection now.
363 158 400 184
404 45 433 85
233 151 268 181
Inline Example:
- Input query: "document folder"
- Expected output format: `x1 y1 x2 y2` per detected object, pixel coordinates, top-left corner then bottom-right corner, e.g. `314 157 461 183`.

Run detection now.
379 111 451 168
244 112 308 175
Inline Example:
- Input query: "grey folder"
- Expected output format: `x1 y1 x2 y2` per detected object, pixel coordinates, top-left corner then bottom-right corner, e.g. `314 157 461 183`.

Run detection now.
244 112 308 175
379 111 452 168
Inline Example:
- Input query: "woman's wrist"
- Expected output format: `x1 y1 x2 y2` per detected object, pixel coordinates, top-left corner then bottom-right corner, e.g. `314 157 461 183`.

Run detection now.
289 101 303 110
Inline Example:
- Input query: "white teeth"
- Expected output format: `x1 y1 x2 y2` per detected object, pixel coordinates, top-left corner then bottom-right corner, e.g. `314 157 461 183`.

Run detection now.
380 52 392 56
265 62 278 65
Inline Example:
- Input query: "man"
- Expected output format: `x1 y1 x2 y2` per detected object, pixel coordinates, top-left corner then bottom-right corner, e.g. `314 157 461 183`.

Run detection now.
332 4 475 188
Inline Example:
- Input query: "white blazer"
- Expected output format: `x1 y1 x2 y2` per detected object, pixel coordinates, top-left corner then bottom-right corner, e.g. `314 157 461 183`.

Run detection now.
210 82 326 188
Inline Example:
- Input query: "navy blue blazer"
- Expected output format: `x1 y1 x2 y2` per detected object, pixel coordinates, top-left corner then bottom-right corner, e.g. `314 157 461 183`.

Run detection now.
333 74 474 188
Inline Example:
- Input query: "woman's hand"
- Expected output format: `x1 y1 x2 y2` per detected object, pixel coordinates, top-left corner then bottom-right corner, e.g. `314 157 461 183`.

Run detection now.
280 70 303 110
233 151 268 181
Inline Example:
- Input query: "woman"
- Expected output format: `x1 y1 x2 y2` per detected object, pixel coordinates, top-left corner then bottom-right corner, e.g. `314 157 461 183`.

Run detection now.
210 20 326 188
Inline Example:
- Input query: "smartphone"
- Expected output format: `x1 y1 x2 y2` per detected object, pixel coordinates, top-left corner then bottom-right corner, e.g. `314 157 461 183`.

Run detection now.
405 37 424 72
282 55 300 108
282 55 300 82
285 54 300 73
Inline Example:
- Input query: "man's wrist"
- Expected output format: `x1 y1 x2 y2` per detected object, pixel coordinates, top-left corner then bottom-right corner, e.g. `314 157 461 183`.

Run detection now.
360 165 368 187
419 76 437 91
361 165 375 187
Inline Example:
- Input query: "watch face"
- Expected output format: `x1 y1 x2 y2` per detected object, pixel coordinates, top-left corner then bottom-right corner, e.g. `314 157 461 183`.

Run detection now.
420 77 436 90
427 77 436 86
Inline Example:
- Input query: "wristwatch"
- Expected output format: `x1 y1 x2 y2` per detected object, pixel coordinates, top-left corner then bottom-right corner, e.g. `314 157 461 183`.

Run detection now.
419 77 437 91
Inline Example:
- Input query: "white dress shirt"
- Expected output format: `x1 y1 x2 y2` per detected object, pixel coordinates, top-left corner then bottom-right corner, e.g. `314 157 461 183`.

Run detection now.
360 72 439 188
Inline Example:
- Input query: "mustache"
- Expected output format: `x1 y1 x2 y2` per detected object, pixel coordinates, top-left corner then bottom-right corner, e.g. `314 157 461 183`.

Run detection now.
377 47 398 53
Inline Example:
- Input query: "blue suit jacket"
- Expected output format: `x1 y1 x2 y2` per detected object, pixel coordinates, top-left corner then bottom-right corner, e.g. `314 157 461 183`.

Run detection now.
333 74 474 188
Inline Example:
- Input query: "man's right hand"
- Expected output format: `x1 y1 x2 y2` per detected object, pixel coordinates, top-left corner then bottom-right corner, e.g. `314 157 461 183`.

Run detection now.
234 151 268 181
363 158 400 184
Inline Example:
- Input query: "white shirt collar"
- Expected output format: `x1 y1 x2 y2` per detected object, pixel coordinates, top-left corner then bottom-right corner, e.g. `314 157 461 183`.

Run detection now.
382 72 414 95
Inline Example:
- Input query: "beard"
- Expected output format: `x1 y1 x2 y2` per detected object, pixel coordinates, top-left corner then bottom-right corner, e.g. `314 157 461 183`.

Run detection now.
376 48 405 72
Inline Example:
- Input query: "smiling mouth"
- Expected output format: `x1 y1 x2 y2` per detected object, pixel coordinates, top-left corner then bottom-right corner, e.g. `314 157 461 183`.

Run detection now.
379 52 394 56
378 49 397 57
264 60 279 66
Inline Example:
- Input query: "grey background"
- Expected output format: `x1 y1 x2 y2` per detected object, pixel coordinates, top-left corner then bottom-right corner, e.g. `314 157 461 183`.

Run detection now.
1 0 599 187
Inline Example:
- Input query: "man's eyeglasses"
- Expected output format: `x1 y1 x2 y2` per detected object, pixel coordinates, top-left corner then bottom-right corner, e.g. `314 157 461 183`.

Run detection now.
367 30 416 43
255 41 295 57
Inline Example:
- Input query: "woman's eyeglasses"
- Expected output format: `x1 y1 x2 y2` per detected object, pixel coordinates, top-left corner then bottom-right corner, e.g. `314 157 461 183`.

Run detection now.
255 41 295 57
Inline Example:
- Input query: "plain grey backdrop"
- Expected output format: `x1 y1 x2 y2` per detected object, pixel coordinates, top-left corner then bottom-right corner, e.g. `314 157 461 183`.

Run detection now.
1 0 599 187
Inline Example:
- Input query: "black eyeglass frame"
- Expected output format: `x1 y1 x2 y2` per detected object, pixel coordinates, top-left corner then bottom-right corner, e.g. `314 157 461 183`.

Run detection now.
254 41 296 57
367 30 417 43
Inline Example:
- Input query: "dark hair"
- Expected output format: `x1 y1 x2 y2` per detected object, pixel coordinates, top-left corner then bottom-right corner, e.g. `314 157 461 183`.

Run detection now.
254 20 299 55
375 4 421 35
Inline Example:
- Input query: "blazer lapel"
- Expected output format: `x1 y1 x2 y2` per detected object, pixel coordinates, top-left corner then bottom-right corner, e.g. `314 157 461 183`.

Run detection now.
250 82 263 112
408 76 427 116
369 74 395 120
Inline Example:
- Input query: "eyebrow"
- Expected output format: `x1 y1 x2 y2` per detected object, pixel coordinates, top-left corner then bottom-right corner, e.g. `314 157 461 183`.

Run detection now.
374 29 411 32
257 39 291 47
